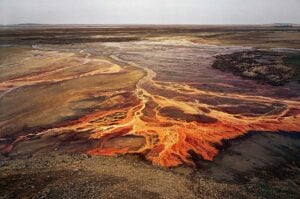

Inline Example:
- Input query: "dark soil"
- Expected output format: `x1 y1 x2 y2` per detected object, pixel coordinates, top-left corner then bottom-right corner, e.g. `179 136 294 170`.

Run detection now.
212 50 299 86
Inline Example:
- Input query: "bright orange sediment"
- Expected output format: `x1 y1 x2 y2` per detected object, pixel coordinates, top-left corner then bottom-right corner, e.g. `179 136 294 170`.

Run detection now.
1 43 299 167
85 53 300 167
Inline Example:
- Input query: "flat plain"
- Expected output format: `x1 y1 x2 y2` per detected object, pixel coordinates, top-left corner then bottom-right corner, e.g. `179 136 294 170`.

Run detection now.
0 25 300 198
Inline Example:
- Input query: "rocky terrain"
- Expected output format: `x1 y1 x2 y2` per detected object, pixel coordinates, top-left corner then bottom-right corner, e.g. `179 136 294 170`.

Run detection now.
212 50 299 86
1 132 299 199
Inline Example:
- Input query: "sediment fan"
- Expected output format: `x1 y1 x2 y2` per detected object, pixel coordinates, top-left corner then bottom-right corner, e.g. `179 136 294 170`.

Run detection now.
1 38 300 167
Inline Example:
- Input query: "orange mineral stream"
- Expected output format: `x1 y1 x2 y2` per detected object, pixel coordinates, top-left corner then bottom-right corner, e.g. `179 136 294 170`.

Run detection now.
1 40 300 167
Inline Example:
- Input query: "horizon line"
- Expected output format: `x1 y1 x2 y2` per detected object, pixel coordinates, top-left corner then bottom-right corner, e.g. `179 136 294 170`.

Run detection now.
1 22 299 26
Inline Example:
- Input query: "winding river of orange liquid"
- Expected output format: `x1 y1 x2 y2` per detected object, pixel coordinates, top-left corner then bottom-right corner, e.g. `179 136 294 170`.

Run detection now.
1 41 300 167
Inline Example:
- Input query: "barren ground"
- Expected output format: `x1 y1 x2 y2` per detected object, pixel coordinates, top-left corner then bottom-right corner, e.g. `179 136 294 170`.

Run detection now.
0 25 299 198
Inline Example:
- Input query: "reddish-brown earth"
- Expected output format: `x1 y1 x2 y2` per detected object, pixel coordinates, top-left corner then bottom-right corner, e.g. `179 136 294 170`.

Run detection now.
0 30 300 168
85 40 300 167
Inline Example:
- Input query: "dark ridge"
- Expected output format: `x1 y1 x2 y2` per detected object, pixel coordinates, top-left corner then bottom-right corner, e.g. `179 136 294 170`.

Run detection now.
214 130 300 152
212 50 299 86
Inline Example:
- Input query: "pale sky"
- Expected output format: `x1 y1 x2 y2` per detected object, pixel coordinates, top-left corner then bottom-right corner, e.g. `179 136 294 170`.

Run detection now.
0 0 300 25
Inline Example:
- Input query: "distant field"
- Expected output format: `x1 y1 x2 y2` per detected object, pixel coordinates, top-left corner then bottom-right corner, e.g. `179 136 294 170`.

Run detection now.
1 25 300 48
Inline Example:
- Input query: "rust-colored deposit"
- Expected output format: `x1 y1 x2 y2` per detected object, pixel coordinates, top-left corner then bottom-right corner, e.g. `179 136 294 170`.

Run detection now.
0 37 299 167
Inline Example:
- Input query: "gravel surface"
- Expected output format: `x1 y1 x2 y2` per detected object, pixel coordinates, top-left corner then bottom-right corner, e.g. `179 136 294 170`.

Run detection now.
0 153 258 199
